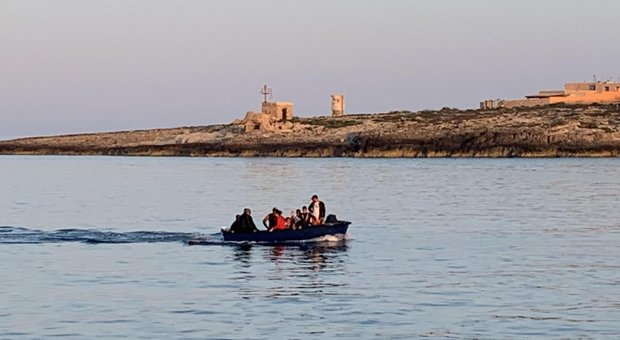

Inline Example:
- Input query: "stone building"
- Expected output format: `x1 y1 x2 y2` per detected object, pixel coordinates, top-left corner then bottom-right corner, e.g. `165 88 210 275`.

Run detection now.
481 81 620 109
240 86 294 132
331 94 345 117
261 101 293 121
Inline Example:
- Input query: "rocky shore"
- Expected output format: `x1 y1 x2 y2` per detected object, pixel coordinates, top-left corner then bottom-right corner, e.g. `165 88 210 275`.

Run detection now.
2 103 620 157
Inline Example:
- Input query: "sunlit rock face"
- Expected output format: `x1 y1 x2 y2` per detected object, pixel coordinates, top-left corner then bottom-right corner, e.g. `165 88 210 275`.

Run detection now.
2 104 620 157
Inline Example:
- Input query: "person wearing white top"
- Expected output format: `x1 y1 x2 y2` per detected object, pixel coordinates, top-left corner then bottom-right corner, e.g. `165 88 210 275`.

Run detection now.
308 194 326 225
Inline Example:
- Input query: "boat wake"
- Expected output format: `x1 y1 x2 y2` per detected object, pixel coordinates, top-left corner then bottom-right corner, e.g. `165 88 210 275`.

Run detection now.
0 226 204 244
316 234 348 242
0 226 350 246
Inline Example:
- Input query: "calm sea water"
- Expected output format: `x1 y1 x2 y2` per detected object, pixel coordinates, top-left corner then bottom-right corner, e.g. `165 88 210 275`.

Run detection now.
1 156 619 339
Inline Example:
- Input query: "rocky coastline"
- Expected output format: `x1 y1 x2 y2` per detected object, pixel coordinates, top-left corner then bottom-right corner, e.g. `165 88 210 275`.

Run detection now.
2 104 620 157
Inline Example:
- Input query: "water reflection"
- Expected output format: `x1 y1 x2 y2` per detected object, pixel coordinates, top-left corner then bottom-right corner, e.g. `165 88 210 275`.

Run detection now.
266 241 349 272
232 244 253 266
270 244 286 260
230 241 350 299
231 241 349 272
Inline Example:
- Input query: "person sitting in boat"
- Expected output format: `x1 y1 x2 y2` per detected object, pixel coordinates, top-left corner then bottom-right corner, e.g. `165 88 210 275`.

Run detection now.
300 206 310 227
286 210 297 229
293 209 304 229
229 208 259 233
229 214 241 232
308 194 326 225
269 209 288 232
263 207 279 230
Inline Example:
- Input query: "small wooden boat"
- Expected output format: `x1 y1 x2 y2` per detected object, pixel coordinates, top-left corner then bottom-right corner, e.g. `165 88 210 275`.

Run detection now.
221 220 350 243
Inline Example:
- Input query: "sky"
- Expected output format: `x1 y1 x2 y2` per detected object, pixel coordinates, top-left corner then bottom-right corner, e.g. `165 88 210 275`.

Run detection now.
1 0 619 139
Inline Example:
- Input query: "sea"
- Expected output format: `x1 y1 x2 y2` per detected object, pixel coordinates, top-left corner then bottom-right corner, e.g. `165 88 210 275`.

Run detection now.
1 156 619 339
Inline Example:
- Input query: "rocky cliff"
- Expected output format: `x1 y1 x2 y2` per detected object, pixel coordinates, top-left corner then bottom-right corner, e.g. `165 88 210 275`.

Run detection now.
3 104 620 157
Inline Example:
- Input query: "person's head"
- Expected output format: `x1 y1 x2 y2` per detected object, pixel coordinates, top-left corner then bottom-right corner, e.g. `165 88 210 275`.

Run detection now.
311 194 319 202
243 208 251 215
276 209 282 215
296 209 301 216
272 207 278 213
235 214 241 221
302 206 307 212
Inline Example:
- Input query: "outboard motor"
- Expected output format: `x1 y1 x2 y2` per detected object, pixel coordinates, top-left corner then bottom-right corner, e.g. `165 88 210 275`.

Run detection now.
325 214 338 223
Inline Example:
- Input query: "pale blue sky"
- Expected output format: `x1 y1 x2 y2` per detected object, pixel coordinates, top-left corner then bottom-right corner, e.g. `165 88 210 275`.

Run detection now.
1 0 619 139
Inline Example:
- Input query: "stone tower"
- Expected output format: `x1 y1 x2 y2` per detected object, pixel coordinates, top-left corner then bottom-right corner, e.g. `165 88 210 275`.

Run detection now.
331 94 345 117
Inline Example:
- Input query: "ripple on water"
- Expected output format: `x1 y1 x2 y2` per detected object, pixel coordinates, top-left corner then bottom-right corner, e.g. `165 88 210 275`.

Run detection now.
2 157 620 338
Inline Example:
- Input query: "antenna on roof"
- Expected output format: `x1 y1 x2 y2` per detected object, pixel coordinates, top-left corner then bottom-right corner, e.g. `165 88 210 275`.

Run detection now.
593 74 597 83
260 84 272 103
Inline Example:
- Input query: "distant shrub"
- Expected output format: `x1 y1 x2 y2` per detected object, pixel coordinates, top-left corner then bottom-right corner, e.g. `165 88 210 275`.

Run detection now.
372 113 404 122
440 107 457 111
305 118 361 129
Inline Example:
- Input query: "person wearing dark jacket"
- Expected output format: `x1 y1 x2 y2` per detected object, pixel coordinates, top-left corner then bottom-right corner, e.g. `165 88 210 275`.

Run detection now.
230 208 259 233
308 195 326 225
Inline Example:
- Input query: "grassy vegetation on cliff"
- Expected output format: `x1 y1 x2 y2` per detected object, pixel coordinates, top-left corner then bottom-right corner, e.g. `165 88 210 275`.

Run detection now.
301 117 362 129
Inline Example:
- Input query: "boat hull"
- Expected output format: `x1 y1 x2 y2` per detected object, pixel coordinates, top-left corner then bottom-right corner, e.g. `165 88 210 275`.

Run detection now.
221 221 350 243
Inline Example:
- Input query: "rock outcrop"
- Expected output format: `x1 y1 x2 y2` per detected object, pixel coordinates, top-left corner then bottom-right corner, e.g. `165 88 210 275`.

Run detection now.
2 103 620 157
242 111 274 132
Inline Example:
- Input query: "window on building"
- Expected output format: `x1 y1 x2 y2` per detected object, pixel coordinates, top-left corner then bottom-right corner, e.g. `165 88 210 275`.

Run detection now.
589 84 596 90
605 86 610 91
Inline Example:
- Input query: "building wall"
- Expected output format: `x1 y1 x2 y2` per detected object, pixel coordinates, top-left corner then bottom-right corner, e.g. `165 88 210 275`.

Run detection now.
487 82 620 109
565 82 620 92
261 102 294 121
502 98 551 109
550 90 620 105
480 99 504 109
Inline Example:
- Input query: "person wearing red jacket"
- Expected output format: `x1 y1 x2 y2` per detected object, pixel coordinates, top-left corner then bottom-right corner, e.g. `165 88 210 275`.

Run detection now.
269 209 288 232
